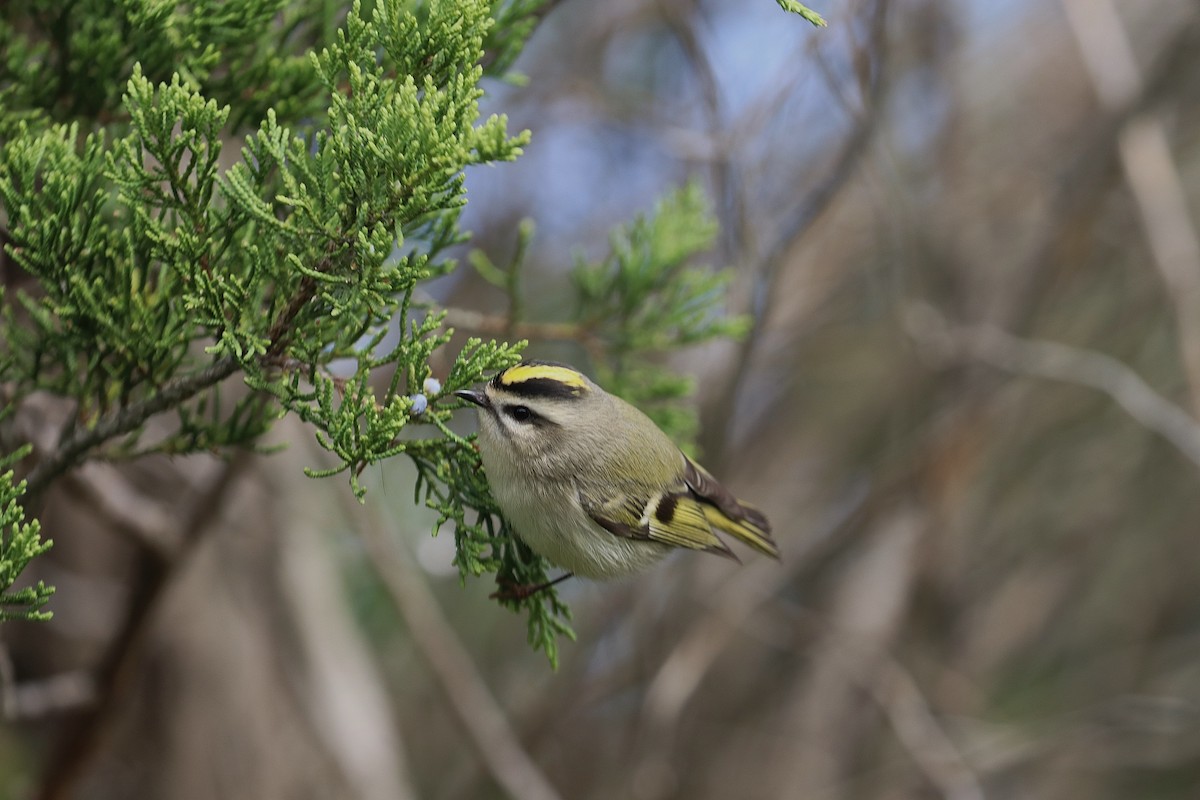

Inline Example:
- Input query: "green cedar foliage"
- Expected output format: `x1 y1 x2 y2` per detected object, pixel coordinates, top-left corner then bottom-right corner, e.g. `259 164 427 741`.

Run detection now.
573 182 750 446
0 0 535 645
0 0 802 662
777 0 828 26
0 447 54 622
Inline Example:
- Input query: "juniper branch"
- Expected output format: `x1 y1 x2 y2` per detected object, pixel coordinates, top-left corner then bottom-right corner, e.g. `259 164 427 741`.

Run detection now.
440 305 604 360
23 356 240 498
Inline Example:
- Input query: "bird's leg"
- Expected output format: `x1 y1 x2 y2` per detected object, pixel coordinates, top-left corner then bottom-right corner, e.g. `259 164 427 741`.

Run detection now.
490 572 574 601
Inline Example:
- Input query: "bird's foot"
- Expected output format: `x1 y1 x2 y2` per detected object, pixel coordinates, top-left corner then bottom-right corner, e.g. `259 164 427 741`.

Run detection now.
490 572 574 601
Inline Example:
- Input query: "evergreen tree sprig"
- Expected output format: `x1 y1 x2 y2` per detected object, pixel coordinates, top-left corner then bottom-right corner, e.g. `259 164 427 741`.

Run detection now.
572 181 751 442
1 0 534 635
0 447 54 622
776 0 828 27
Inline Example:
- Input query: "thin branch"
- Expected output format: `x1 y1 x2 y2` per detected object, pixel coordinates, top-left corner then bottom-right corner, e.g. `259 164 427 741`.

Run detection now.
503 222 531 338
749 0 888 324
62 465 180 560
626 480 870 800
867 654 988 800
2 668 96 721
703 0 888 464
905 304 1200 470
478 0 568 72
0 644 14 720
1061 0 1200 418
661 0 747 264
23 241 335 499
992 15 1200 337
23 355 239 498
39 454 251 800
440 304 605 362
640 480 868 731
265 274 319 360
352 498 565 800
782 607 989 800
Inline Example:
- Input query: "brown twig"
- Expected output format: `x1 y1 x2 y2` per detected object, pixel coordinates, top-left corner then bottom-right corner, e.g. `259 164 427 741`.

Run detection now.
660 0 748 265
440 304 605 362
702 0 889 465
61 466 180 560
477 0 568 72
905 304 1200 470
631 482 870 798
1 647 95 722
860 649 988 800
1061 0 1200 421
349 495 565 800
0 644 14 720
38 453 252 800
22 355 240 499
2 668 96 721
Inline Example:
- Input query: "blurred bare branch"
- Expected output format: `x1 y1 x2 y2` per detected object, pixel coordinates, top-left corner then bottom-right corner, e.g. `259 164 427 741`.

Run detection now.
0 645 13 719
660 0 748 263
354 501 565 800
2 643 95 722
39 453 252 800
870 658 986 800
439 303 605 363
636 479 869 761
62 466 180 560
1061 0 1200 417
905 304 1200 469
704 0 889 464
776 505 924 794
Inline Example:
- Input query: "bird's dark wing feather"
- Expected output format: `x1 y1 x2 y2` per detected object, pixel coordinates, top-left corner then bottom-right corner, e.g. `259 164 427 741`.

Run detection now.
682 457 778 558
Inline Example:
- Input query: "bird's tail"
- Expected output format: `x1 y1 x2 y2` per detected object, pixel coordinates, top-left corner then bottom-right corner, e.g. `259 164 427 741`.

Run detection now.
702 503 779 559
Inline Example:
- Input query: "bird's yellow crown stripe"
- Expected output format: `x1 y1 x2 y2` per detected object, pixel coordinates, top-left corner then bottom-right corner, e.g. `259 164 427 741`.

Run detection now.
500 364 589 390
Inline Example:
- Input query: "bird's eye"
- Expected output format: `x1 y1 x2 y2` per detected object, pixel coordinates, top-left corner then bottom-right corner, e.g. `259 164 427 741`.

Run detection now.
506 405 533 423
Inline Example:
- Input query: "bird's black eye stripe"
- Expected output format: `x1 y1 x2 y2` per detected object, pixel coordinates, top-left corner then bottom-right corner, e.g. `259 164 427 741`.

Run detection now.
504 404 534 423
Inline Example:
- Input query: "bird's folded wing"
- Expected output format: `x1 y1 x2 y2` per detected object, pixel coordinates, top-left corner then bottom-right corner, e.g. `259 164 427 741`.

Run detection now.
577 481 737 560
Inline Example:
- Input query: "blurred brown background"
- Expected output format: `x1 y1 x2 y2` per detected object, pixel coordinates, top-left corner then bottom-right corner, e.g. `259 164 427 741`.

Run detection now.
5 0 1200 798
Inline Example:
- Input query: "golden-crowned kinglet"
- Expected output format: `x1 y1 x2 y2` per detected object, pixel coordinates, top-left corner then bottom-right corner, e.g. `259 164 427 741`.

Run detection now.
455 361 777 580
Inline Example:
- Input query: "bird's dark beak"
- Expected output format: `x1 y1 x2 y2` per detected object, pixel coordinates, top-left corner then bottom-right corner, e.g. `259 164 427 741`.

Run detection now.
454 389 491 409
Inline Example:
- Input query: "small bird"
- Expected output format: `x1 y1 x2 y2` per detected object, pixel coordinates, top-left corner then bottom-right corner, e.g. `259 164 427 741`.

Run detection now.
455 361 777 585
